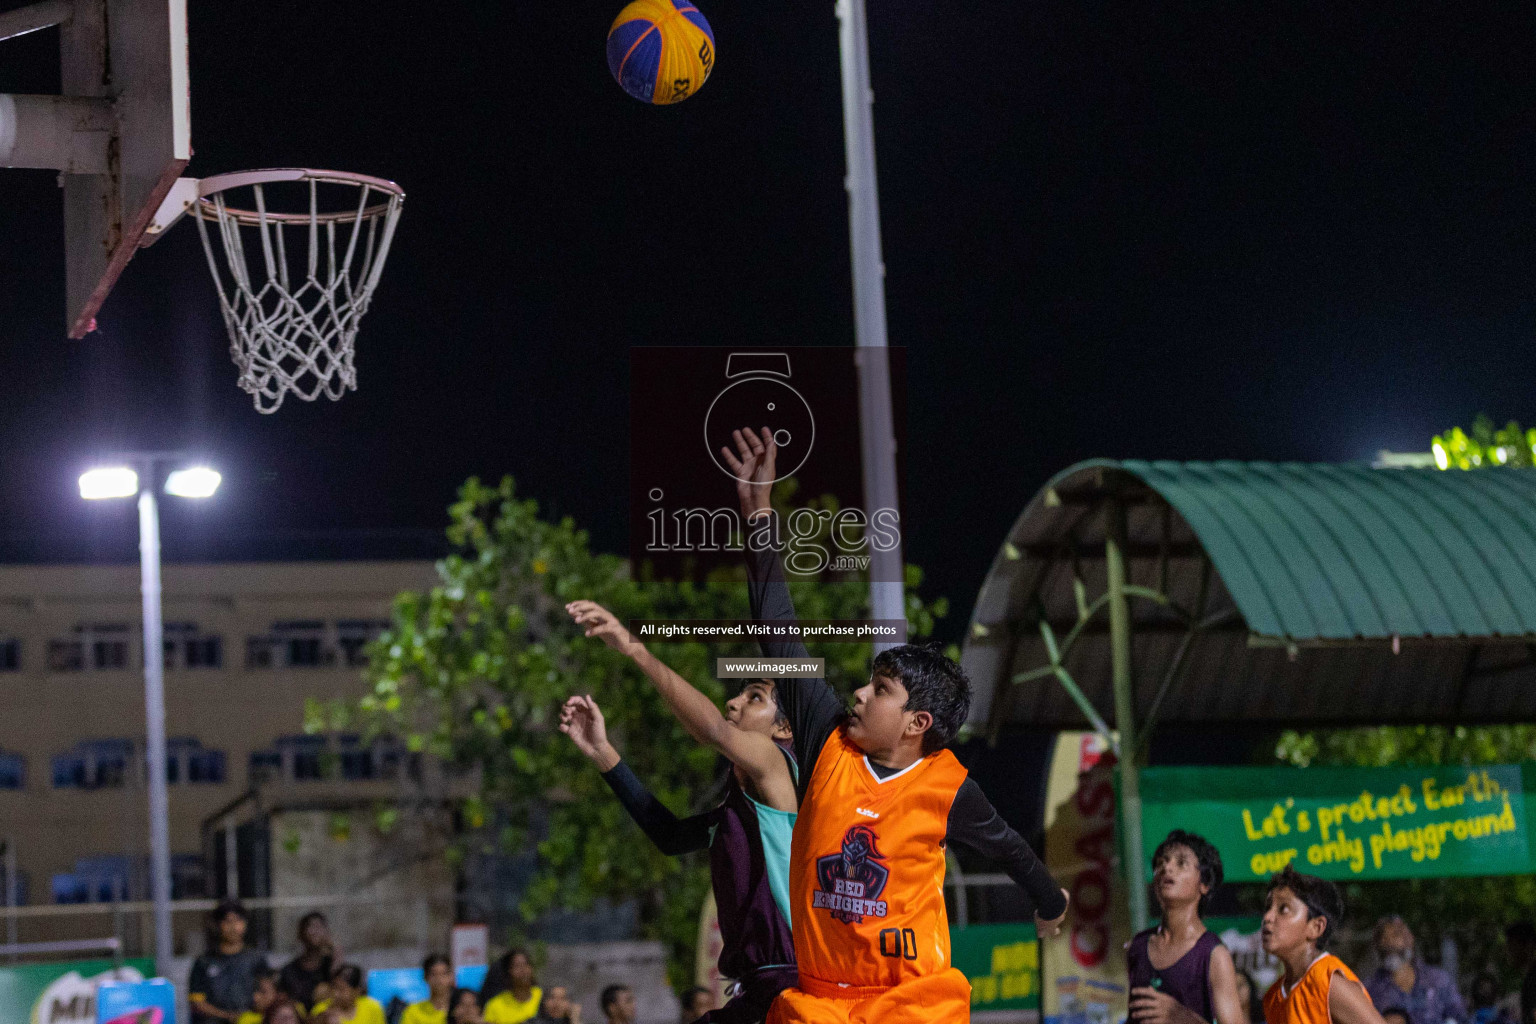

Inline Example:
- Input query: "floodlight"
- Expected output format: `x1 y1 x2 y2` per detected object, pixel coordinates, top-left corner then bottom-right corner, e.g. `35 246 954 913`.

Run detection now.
164 467 221 499
79 467 140 500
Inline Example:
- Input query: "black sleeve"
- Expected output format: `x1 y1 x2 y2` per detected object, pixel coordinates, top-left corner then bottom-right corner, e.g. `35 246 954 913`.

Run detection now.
188 957 216 1017
745 520 845 790
946 777 1067 920
601 760 714 855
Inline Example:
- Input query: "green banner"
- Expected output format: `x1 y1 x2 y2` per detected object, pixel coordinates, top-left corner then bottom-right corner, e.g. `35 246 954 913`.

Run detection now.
953 922 1040 1011
0 959 154 1024
1141 764 1531 882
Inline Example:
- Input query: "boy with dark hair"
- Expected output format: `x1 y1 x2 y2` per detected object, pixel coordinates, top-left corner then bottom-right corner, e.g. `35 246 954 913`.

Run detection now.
724 428 1068 1023
191 900 268 1023
1260 865 1386 1024
601 985 636 1024
1128 830 1244 1024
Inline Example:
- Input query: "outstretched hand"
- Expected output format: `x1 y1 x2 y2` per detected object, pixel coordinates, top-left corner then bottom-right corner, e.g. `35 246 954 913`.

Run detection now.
566 600 638 651
720 426 777 521
1035 888 1070 938
560 695 620 771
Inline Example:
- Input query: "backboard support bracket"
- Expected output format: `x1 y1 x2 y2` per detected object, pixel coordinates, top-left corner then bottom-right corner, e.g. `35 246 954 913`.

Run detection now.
0 0 190 338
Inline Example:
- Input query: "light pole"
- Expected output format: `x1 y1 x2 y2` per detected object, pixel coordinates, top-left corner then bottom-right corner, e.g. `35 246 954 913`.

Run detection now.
835 0 903 650
79 456 221 978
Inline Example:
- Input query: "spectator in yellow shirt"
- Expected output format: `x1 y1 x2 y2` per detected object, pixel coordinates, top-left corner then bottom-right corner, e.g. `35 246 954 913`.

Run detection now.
402 955 456 1024
312 964 387 1024
236 968 280 1024
484 950 542 1024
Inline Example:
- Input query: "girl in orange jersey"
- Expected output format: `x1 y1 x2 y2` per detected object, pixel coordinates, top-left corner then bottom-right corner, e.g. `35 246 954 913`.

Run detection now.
1261 866 1387 1024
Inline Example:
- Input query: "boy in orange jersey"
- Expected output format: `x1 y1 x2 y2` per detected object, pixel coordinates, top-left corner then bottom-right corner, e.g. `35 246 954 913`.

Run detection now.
722 428 1069 1024
1261 865 1387 1024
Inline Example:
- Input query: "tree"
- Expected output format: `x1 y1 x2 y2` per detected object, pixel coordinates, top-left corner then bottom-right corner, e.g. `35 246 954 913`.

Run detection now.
1431 415 1536 470
1275 724 1536 991
312 476 950 987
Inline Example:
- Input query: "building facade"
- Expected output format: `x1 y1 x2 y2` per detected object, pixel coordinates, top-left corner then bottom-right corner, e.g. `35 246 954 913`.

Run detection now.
0 559 438 951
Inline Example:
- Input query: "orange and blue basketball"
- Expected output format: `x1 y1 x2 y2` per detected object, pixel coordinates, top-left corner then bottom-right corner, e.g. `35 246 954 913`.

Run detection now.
606 0 715 105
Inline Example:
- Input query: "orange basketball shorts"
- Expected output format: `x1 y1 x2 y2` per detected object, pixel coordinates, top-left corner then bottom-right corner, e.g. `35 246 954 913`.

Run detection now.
766 968 972 1024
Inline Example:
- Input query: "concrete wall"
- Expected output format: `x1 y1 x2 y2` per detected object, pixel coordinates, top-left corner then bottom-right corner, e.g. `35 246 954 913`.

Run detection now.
267 807 456 953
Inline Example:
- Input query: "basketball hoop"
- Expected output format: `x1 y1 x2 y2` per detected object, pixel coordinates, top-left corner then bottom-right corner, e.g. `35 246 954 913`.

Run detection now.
191 168 404 413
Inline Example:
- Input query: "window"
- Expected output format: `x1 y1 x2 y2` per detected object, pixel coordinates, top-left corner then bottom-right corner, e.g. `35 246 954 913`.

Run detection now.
92 631 129 669
171 855 207 899
52 740 132 789
0 750 24 789
48 640 84 672
52 856 131 904
337 620 389 668
248 735 415 784
338 735 375 780
164 623 223 670
165 738 226 785
49 624 131 672
0 638 18 671
247 622 334 669
249 750 281 784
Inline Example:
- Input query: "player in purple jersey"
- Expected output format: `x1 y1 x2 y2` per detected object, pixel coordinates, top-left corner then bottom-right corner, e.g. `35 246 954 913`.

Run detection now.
562 600 799 1024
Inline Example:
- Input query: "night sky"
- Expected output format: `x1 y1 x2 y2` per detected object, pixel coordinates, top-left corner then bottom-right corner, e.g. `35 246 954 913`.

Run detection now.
1 1 1533 643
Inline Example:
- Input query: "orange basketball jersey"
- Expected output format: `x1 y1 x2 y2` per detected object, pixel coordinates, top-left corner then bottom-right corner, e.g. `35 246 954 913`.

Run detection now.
1263 954 1370 1024
788 727 970 992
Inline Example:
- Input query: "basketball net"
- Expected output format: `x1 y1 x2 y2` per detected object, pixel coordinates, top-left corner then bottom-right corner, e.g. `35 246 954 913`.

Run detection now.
193 169 404 413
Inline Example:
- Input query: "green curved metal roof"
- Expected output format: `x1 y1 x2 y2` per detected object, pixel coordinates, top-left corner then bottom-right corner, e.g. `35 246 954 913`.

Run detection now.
1118 460 1536 640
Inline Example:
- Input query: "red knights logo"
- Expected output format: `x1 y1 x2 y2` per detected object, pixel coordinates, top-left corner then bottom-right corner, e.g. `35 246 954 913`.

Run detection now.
812 824 890 923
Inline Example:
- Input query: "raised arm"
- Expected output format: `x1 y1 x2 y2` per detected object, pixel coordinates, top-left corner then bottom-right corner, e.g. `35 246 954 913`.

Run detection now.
946 778 1069 932
1207 944 1247 1024
726 427 846 780
559 695 712 855
566 601 794 803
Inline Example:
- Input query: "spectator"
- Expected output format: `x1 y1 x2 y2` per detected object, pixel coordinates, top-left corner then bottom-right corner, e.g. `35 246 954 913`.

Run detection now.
1364 917 1468 1024
280 911 341 1014
403 954 456 1024
264 1001 303 1024
190 900 268 1023
534 985 581 1024
239 968 281 1024
313 964 387 1024
1508 923 1536 1024
600 985 636 1024
452 990 488 1024
1128 830 1245 1024
1472 973 1511 1024
483 949 542 1023
678 987 715 1023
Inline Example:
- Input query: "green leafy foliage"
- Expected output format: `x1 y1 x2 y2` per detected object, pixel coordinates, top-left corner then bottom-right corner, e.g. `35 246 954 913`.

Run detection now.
1431 415 1536 470
340 476 947 988
1275 724 1536 988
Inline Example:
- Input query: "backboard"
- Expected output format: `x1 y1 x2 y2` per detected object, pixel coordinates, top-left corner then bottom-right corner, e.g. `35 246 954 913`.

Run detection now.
0 0 189 337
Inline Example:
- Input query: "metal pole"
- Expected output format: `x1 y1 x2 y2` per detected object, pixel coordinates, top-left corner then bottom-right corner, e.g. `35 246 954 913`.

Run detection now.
4 840 17 955
836 0 904 649
1105 503 1148 932
138 481 174 977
